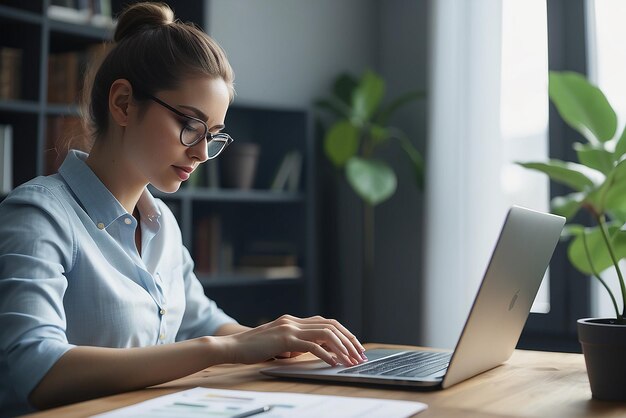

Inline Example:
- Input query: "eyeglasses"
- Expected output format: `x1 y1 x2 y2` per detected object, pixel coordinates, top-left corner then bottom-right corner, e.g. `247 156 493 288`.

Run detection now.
148 95 233 159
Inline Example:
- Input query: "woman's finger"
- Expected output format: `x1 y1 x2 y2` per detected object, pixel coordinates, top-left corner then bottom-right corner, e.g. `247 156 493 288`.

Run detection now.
309 316 366 354
278 322 362 363
288 339 337 366
293 328 355 366
278 315 365 361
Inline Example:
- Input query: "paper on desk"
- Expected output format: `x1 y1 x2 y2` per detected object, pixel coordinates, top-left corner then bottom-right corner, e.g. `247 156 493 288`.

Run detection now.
91 387 427 418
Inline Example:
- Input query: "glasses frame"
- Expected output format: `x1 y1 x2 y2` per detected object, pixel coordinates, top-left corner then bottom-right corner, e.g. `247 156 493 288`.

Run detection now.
148 95 233 159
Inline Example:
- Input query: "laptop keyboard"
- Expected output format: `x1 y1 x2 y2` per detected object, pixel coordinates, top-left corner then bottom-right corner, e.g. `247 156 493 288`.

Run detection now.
338 351 452 378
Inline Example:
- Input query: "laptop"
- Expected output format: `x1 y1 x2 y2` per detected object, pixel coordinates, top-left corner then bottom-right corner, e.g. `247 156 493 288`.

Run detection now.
261 206 565 389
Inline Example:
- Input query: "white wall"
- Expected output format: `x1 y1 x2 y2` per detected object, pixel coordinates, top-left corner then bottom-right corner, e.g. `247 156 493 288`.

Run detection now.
207 0 377 108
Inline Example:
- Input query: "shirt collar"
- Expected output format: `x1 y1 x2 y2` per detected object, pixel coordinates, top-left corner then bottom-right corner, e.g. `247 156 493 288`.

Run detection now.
137 187 161 227
58 149 161 229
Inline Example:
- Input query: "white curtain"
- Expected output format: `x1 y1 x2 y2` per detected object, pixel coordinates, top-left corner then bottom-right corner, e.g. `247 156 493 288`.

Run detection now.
422 0 549 348
587 0 626 318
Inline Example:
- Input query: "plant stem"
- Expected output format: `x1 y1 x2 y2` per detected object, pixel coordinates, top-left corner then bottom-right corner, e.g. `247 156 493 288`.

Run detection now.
361 202 375 342
359 128 376 340
582 229 621 319
595 214 626 318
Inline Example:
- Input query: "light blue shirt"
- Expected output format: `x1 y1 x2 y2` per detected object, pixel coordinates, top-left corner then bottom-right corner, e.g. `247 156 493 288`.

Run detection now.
0 150 237 416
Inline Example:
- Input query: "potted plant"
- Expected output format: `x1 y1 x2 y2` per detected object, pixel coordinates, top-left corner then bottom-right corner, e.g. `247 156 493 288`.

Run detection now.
519 71 626 401
315 70 424 339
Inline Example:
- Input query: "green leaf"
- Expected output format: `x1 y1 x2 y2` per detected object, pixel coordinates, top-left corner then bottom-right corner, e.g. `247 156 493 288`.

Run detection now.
351 70 385 125
608 209 626 225
324 121 359 167
346 157 397 206
551 192 585 220
376 90 425 125
517 160 599 192
333 73 359 107
582 158 626 214
602 159 626 213
584 159 626 213
568 224 626 275
574 142 614 175
614 125 626 161
549 71 617 143
314 97 350 120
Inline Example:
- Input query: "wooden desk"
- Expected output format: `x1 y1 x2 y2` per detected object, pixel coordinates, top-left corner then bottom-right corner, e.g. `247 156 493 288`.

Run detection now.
23 344 626 418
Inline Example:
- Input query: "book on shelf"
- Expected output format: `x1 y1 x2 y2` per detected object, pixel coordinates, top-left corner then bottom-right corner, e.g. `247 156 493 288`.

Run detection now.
0 47 22 101
48 0 114 28
235 240 301 280
194 214 222 275
238 254 298 267
233 265 303 280
270 150 302 192
47 52 79 104
0 125 13 194
286 151 302 192
48 44 109 105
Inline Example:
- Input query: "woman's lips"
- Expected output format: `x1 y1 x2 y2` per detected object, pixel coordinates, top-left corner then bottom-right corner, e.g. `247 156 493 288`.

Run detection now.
173 166 193 181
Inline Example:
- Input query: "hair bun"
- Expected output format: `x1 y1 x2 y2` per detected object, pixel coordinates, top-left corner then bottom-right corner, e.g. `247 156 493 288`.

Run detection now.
114 2 175 43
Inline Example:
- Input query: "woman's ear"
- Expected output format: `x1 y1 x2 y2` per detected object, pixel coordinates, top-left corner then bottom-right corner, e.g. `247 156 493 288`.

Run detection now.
108 79 133 127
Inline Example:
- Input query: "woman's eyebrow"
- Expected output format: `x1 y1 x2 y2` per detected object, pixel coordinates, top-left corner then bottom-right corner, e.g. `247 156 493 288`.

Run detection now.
179 104 208 122
178 104 224 131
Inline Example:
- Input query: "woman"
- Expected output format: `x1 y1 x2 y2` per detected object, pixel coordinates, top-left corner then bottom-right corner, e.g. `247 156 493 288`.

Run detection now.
0 3 365 415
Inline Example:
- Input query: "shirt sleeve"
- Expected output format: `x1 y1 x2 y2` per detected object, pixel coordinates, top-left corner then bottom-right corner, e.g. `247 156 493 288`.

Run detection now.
0 185 77 404
175 245 238 341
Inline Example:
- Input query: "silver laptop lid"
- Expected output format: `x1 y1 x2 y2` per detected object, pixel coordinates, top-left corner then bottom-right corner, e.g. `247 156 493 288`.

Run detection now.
442 206 565 388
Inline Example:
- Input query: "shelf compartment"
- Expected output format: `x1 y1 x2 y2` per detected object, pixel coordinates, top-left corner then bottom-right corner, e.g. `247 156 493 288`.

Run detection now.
0 18 41 102
155 187 305 203
190 202 306 286
224 106 308 192
49 19 112 44
0 5 43 24
0 112 38 187
198 275 302 288
0 100 39 114
45 103 80 116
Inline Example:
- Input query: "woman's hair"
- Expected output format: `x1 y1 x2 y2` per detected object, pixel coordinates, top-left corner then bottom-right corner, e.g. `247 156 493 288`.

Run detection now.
65 2 234 154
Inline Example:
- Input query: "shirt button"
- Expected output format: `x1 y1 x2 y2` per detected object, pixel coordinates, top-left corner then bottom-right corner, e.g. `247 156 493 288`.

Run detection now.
159 333 166 340
124 218 132 225
97 222 105 230
160 309 166 315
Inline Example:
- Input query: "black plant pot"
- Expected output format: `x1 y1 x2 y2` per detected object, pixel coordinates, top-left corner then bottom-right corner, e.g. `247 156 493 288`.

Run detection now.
219 142 260 190
577 318 626 401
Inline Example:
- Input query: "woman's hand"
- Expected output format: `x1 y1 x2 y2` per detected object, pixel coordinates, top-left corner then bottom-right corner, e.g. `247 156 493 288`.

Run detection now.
220 315 367 367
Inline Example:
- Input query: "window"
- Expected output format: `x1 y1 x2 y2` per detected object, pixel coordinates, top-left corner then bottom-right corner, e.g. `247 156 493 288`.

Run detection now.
500 0 550 313
424 0 550 349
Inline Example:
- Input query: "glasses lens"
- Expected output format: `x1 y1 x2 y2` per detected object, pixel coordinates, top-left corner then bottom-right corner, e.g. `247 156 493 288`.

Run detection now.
181 119 207 146
207 135 230 158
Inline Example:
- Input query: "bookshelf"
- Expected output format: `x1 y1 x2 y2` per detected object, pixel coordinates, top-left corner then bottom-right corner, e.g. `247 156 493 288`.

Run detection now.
0 0 318 327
